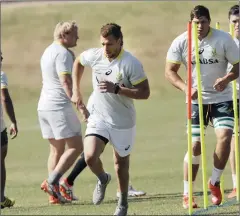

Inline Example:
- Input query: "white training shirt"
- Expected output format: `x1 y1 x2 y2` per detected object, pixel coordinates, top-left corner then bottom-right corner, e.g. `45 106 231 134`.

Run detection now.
227 37 239 99
166 28 239 104
38 42 74 111
1 71 8 132
79 48 147 129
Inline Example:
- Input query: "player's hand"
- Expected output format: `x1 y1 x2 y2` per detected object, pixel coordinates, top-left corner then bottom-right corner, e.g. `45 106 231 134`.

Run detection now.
78 105 90 123
9 123 18 139
71 91 83 107
98 81 115 93
185 87 198 100
213 77 229 92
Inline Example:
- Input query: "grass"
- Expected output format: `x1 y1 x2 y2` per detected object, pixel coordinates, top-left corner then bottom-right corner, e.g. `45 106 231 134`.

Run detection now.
1 1 239 215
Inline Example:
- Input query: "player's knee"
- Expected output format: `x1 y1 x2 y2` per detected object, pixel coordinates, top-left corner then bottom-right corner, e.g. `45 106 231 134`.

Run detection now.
184 152 201 165
192 141 201 155
50 146 64 158
84 152 97 167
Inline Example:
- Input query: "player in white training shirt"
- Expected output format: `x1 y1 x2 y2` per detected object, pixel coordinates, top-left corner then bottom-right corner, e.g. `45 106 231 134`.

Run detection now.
165 5 239 209
38 21 86 204
227 4 240 199
0 53 18 209
59 91 146 201
71 23 150 216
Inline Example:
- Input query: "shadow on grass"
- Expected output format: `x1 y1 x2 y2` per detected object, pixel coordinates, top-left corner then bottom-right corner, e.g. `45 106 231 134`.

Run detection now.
192 199 239 215
7 188 237 213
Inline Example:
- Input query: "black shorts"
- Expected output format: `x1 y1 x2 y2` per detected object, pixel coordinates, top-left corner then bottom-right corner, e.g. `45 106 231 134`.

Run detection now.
1 129 8 147
189 101 234 141
191 100 234 126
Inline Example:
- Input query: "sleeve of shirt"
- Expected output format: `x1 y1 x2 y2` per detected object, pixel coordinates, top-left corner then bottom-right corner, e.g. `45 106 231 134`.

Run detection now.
56 51 73 76
78 48 97 67
128 58 148 86
224 35 240 65
1 72 8 89
166 37 182 64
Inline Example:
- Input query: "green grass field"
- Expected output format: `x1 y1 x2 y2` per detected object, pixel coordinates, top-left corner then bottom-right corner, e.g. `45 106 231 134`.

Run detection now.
1 1 239 215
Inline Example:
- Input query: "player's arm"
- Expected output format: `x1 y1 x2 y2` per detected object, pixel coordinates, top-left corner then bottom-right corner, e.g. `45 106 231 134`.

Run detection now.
213 36 239 91
71 51 90 122
72 58 85 96
165 61 186 92
1 88 18 139
59 74 72 99
224 35 239 81
117 79 150 99
223 62 239 82
99 58 150 99
56 52 74 99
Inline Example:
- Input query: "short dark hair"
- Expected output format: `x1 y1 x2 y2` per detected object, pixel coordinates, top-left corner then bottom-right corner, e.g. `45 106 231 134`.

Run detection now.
100 23 123 46
228 5 239 19
190 5 211 21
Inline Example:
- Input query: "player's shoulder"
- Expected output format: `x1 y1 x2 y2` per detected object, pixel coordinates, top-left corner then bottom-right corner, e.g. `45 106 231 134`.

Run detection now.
170 31 188 48
82 48 103 56
122 50 141 64
49 42 69 55
212 28 233 41
80 48 104 63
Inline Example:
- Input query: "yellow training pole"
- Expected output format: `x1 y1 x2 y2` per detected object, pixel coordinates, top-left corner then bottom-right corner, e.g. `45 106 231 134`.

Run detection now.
187 21 193 215
215 22 225 204
193 22 208 209
230 23 240 202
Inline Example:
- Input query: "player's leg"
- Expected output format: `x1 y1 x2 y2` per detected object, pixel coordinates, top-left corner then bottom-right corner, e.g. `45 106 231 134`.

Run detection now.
113 150 129 216
84 122 110 205
182 103 208 209
228 99 239 199
228 134 237 198
39 107 83 203
60 96 93 200
60 152 86 201
45 138 65 204
209 101 234 205
110 126 136 216
38 110 63 204
0 129 15 209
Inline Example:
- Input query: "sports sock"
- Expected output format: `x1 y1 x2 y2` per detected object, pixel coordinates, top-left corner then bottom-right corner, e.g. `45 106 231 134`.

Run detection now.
67 152 87 186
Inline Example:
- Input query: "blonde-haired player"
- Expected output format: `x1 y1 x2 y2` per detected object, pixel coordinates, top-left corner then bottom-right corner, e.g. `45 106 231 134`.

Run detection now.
38 21 88 204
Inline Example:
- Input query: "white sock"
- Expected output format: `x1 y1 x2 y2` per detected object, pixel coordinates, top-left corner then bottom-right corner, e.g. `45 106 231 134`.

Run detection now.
210 167 223 185
232 174 237 188
183 180 195 195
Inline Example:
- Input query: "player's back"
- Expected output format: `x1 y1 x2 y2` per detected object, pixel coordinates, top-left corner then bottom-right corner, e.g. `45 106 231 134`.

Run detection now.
38 42 73 111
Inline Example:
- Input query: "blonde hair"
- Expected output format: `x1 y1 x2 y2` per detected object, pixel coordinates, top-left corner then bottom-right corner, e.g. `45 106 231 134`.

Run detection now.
53 21 78 40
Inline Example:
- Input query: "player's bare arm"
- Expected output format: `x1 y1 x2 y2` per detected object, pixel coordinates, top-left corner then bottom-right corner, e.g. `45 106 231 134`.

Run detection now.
72 59 84 104
213 63 239 92
165 61 198 100
59 74 73 99
165 62 185 91
98 79 150 99
71 58 89 121
1 88 18 139
119 79 150 99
